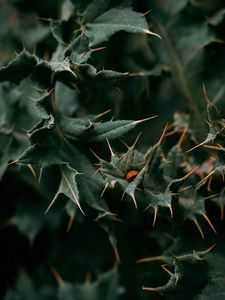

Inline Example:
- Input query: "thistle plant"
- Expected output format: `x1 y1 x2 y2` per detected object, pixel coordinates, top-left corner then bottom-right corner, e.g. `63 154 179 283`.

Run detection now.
1 1 225 299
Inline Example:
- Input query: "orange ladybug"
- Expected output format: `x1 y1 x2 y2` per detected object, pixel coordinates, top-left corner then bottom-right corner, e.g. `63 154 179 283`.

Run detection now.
125 168 140 181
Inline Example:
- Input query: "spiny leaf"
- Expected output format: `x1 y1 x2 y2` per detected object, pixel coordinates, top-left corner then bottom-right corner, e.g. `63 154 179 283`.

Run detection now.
85 7 161 47
123 166 146 208
0 131 29 180
76 63 128 80
18 116 70 168
0 51 38 84
143 248 225 300
31 58 77 89
186 92 225 152
163 145 185 180
30 89 54 119
69 36 92 64
60 115 156 142
69 146 110 215
47 164 84 215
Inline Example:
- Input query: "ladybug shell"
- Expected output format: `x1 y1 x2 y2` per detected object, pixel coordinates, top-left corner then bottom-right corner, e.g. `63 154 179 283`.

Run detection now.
125 168 140 181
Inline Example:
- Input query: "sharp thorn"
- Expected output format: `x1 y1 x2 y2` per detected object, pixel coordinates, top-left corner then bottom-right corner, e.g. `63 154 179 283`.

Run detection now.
203 193 219 200
21 39 26 51
131 194 138 209
32 44 36 56
128 72 140 77
91 46 107 52
197 169 216 186
133 115 158 125
114 247 121 265
158 123 169 145
142 286 158 292
45 196 57 214
119 138 130 149
133 161 147 168
131 132 142 149
94 211 118 222
68 67 77 78
178 185 193 193
221 169 225 182
106 138 115 158
7 159 19 166
205 119 211 127
49 264 64 285
161 264 173 276
220 205 224 220
66 215 75 233
181 166 199 181
166 123 174 130
168 204 173 218
175 275 179 286
27 164 36 178
100 182 109 198
89 148 103 161
95 109 111 119
84 272 92 283
205 244 216 253
216 143 225 152
178 127 187 146
202 83 211 104
203 144 225 151
143 9 151 17
200 212 217 234
192 217 205 239
136 256 165 264
36 16 51 21
186 141 205 153
38 168 43 184
91 167 101 177
121 190 126 201
152 206 158 227
164 129 177 137
144 29 162 39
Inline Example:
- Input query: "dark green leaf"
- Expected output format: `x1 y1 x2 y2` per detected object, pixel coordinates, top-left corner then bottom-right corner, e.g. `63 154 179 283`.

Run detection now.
60 115 154 142
0 51 38 84
0 131 29 180
85 7 160 47
18 116 70 168
50 164 84 214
